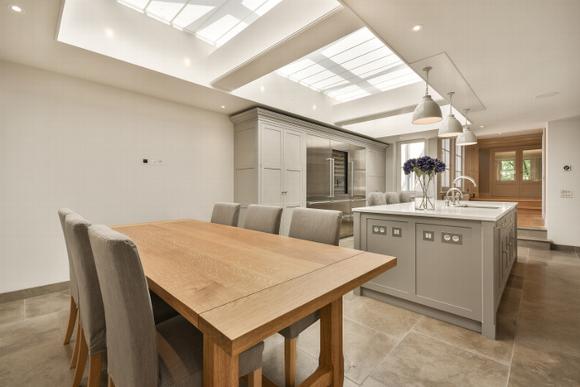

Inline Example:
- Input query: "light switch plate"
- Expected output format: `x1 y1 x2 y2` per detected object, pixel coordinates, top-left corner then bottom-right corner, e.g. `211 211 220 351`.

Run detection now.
423 231 434 241
392 227 402 237
372 225 386 235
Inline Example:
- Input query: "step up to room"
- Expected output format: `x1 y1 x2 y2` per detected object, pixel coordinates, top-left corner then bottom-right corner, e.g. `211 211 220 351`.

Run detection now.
517 227 552 250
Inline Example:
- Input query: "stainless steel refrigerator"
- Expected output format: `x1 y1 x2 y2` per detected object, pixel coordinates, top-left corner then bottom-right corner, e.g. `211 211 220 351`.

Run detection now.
306 134 366 238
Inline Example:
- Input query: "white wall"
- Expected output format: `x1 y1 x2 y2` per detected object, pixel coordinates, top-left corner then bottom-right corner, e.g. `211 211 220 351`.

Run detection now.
545 115 580 246
0 61 235 293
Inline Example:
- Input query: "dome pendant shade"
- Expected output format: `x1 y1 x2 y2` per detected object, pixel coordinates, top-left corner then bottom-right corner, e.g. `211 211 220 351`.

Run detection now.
456 127 478 146
412 94 442 125
438 114 463 137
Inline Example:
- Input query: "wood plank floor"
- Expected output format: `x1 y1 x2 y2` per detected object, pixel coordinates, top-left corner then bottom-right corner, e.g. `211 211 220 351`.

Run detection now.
518 208 544 228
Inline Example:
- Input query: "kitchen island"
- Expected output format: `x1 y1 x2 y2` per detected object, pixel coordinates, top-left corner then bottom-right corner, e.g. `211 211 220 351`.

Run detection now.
353 200 517 339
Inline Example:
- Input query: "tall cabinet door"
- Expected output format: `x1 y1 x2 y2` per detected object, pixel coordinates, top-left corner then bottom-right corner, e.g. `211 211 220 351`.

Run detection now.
260 124 283 206
281 129 304 234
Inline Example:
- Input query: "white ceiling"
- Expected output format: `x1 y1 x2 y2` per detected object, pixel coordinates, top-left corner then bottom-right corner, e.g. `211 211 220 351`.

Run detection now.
341 0 580 136
1 0 579 140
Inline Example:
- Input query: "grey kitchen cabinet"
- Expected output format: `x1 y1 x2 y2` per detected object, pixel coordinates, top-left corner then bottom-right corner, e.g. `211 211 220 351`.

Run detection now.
231 108 388 234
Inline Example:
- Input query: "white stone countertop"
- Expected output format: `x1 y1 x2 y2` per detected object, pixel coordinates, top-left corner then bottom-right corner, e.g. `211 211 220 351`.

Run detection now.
352 200 518 222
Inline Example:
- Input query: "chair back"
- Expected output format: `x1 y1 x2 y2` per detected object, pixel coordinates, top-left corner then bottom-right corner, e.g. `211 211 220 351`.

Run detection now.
211 202 241 226
289 208 342 246
243 205 283 234
367 192 386 206
385 192 401 204
64 214 106 354
89 225 158 387
58 208 79 302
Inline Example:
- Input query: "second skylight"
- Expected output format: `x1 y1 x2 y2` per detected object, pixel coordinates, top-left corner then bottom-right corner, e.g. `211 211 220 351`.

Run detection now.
277 27 421 103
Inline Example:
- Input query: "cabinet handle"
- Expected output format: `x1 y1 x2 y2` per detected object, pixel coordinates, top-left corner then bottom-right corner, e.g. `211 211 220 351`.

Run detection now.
281 191 288 194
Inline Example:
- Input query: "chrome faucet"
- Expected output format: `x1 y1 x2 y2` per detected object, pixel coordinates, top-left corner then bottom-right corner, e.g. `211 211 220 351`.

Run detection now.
445 187 464 206
445 175 477 206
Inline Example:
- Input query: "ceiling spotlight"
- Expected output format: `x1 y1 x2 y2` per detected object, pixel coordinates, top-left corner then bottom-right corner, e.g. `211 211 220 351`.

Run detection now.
438 91 462 137
10 5 22 13
183 57 191 67
312 104 317 111
479 125 485 128
220 105 226 109
412 66 442 125
260 85 265 93
104 28 115 38
412 25 422 32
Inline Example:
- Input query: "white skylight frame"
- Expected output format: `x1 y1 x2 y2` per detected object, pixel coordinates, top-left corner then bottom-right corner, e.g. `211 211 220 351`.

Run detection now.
276 27 422 103
117 0 282 47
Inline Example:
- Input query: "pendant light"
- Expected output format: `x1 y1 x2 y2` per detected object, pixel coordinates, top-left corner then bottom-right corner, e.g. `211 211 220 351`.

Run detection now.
412 66 442 125
456 108 478 146
438 91 463 137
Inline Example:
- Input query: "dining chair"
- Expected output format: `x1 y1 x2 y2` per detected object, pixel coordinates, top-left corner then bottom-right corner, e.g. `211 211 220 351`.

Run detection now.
399 191 415 203
210 202 241 226
367 192 387 206
65 214 179 387
88 224 265 387
385 192 401 204
57 208 81 367
282 207 342 387
64 213 106 387
242 204 283 234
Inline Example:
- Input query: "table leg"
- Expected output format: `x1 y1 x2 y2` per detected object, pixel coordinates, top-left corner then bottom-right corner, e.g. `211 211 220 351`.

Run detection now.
203 335 239 387
301 298 344 387
320 298 344 386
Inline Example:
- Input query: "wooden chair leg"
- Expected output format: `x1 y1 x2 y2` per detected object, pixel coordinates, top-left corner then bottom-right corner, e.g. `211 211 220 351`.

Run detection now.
63 296 78 345
247 368 262 387
107 376 115 387
88 352 102 387
70 323 81 369
71 328 88 387
284 337 297 387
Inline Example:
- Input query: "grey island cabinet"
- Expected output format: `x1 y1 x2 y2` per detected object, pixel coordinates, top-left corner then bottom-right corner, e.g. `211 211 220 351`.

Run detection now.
353 200 517 339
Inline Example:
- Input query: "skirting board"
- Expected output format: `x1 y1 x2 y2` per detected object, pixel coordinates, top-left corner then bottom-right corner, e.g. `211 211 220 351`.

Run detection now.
0 281 70 304
359 287 482 333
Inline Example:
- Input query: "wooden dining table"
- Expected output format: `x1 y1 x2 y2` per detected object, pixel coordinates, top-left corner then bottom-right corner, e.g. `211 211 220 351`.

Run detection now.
113 219 396 387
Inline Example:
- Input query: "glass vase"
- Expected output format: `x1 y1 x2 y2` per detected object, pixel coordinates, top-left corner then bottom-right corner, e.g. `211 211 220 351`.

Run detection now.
414 174 436 210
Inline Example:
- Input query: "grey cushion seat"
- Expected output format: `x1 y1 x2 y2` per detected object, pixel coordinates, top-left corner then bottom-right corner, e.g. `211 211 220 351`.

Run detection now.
385 192 401 204
243 204 283 234
211 202 241 226
157 316 264 387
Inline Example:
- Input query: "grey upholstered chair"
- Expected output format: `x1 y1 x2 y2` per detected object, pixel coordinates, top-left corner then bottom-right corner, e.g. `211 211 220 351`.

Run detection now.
282 208 342 386
210 202 241 226
367 192 387 206
58 208 79 358
243 204 283 234
88 225 264 387
65 214 106 387
385 192 401 204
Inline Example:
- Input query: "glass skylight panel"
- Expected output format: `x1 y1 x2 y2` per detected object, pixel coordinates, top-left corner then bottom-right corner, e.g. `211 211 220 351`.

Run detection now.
117 0 149 12
117 0 282 47
172 4 215 30
275 27 423 103
146 1 187 24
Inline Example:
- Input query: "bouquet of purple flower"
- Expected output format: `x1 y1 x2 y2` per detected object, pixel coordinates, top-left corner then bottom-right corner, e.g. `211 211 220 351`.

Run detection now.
403 156 446 210
403 156 446 177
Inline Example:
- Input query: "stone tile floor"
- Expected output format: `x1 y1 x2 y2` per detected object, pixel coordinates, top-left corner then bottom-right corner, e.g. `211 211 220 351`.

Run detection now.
1 244 579 386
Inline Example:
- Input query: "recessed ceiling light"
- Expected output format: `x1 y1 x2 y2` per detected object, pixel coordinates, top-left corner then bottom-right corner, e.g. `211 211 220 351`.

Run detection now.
412 25 422 32
480 125 485 128
10 5 23 13
312 104 317 111
260 85 265 93
104 28 115 38
220 105 226 109
183 57 191 67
